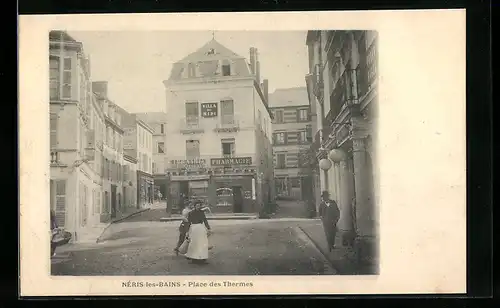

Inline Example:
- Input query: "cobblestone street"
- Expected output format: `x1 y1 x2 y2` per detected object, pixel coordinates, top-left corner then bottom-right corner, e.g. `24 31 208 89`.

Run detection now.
51 219 335 276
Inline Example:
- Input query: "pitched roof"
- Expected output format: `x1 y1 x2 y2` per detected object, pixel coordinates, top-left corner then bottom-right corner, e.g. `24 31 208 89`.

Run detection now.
49 30 77 42
167 39 252 81
178 39 244 63
135 112 168 124
268 87 309 108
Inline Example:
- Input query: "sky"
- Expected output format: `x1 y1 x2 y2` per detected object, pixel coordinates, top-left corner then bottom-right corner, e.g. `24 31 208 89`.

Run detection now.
68 31 309 113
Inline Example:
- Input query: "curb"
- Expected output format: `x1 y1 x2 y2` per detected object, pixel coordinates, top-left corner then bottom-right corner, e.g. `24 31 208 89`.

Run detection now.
297 226 341 275
294 227 337 275
96 208 151 243
159 215 258 222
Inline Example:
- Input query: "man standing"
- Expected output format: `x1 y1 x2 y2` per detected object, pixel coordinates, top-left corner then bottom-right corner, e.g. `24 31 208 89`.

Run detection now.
319 191 340 252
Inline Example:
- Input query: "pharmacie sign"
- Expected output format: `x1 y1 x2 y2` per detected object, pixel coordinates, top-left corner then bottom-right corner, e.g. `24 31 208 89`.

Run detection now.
201 103 218 118
210 157 252 166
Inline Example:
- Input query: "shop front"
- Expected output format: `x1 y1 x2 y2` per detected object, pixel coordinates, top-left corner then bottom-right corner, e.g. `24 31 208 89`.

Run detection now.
165 156 259 214
137 170 154 209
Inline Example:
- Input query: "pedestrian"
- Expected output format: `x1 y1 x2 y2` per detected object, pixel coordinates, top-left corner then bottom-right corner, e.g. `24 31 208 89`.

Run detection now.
50 209 58 257
185 199 212 264
319 191 340 252
174 201 194 256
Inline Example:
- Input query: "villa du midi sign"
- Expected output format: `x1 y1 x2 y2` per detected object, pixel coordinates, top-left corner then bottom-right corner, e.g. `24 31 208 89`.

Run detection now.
201 103 218 118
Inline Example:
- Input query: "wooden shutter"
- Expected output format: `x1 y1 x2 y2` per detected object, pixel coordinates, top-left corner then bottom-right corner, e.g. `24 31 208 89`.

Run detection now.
54 180 66 227
50 113 58 148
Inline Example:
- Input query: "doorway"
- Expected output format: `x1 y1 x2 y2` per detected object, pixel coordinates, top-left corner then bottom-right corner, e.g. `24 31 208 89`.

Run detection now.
180 181 189 208
111 185 117 219
232 186 243 213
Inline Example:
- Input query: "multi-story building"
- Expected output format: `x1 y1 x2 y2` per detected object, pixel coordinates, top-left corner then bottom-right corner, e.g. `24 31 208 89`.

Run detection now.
49 31 106 242
163 38 274 214
305 30 378 273
118 109 155 209
268 87 314 201
122 153 138 210
92 81 126 221
136 112 168 200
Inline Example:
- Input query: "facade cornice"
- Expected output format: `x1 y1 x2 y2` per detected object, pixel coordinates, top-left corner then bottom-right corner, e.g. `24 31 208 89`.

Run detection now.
137 119 155 134
123 154 138 164
105 116 125 134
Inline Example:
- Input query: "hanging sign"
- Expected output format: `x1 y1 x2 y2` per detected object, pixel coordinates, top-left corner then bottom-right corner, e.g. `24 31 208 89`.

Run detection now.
201 103 218 118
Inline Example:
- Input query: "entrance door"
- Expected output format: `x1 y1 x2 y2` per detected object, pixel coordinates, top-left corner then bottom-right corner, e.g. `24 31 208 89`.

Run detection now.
179 181 189 208
232 186 243 213
111 185 117 219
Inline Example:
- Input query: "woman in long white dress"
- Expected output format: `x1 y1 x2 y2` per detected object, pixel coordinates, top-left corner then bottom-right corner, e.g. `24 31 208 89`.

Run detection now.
185 200 212 264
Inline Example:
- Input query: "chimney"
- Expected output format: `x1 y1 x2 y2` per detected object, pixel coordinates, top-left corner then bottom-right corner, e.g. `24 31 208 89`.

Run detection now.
92 81 108 98
263 79 269 105
249 47 256 74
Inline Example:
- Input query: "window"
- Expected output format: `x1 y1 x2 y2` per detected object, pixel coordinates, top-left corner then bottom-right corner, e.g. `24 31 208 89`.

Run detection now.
276 153 286 169
160 124 164 134
221 138 235 156
51 179 67 227
49 56 60 99
80 184 88 227
186 140 200 159
306 125 313 142
274 110 284 123
157 142 165 154
274 132 285 145
104 191 109 212
153 162 157 174
62 57 72 99
290 178 301 188
299 131 308 143
222 59 231 76
220 99 234 124
50 113 58 148
298 109 309 122
188 63 196 77
185 102 199 125
96 190 101 214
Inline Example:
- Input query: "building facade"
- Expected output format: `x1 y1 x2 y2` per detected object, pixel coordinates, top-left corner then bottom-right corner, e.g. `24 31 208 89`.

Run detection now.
268 87 314 201
119 109 155 209
92 81 126 222
136 112 168 201
305 30 378 273
49 31 108 242
122 154 138 209
163 39 274 214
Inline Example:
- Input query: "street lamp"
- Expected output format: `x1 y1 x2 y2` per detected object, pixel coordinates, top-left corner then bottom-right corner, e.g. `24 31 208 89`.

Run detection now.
318 158 332 171
328 148 347 163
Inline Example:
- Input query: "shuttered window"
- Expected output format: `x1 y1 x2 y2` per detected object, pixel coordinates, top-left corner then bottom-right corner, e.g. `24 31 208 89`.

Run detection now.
62 57 72 99
54 180 66 227
50 113 58 148
96 191 101 214
49 56 60 99
220 99 234 124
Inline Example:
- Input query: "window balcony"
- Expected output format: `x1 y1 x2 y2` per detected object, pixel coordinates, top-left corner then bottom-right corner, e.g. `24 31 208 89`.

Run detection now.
50 151 60 165
214 115 240 133
180 116 204 134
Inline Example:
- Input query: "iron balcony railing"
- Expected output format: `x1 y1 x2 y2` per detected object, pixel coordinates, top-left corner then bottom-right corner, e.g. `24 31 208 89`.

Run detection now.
179 116 204 134
215 114 240 132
